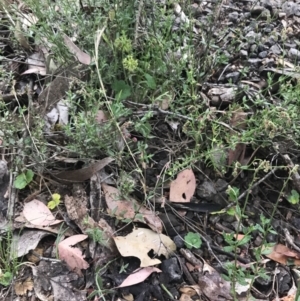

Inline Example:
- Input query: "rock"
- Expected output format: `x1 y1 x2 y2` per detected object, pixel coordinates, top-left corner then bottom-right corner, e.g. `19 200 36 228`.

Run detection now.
245 31 261 44
173 235 185 248
196 180 217 200
160 258 182 283
258 51 268 58
270 44 281 55
225 72 240 83
240 49 248 58
228 12 239 22
282 2 298 16
288 48 300 60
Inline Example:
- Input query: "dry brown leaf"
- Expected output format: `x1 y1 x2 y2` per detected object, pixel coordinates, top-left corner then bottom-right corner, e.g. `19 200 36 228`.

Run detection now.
23 200 62 226
228 143 246 166
265 244 300 265
102 183 163 233
198 263 232 301
113 228 176 267
58 234 89 276
230 109 248 130
52 157 114 184
117 267 162 288
63 34 91 65
169 169 196 203
179 294 193 301
14 277 34 295
179 286 198 297
22 52 46 75
95 110 109 123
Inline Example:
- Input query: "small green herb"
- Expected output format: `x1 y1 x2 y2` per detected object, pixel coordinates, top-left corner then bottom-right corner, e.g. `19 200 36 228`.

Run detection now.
184 232 202 249
48 193 61 210
0 270 13 286
14 169 34 189
288 189 299 205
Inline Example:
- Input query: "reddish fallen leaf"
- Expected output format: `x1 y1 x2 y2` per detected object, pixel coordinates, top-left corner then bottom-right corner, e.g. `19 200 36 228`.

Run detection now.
63 34 91 65
102 183 163 233
58 234 89 276
23 200 62 226
265 244 300 265
169 169 196 203
117 267 162 288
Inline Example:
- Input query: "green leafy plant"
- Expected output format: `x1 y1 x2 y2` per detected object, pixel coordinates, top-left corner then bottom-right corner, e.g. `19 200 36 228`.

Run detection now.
48 193 61 210
0 270 13 286
184 232 202 249
86 227 109 248
119 261 129 274
287 189 299 205
14 169 34 189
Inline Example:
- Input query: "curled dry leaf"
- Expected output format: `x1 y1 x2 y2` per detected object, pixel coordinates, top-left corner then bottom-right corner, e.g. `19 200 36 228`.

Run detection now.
14 277 34 296
51 157 114 184
169 169 196 203
198 263 232 301
58 234 89 276
113 228 176 267
265 244 300 265
22 52 46 75
23 199 62 226
63 34 91 65
117 267 162 288
102 183 163 233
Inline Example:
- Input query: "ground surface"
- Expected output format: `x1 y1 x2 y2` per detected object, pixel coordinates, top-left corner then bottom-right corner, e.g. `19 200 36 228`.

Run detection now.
2 0 300 300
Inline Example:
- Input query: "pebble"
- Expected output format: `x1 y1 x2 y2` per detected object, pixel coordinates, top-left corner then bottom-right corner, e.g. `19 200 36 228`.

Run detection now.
288 48 300 60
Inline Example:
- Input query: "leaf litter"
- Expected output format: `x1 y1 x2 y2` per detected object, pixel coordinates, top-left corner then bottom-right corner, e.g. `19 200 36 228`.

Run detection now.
4 0 300 300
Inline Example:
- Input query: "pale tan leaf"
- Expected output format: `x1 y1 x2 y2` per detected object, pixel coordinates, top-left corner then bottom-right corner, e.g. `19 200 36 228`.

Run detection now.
58 234 89 276
102 184 163 233
169 169 196 203
117 267 162 288
23 200 62 226
22 52 46 75
63 34 91 65
113 228 176 267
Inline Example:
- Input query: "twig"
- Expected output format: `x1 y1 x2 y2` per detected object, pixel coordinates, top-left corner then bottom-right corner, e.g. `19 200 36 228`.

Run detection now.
284 228 300 254
125 100 193 121
134 0 144 47
281 154 300 193
237 169 274 202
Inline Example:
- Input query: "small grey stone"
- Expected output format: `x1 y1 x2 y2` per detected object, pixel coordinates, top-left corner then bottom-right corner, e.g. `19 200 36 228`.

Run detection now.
254 235 263 247
270 44 281 55
284 42 297 48
196 180 217 200
225 72 240 83
173 235 185 248
251 6 264 14
245 31 259 44
161 258 182 283
250 44 258 53
258 51 268 58
282 1 296 16
288 48 300 60
240 49 248 57
215 179 228 192
228 12 239 22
